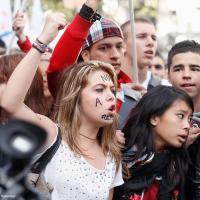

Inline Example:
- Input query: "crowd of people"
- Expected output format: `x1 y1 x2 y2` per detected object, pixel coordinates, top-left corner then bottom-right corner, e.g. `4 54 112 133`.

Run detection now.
0 0 200 199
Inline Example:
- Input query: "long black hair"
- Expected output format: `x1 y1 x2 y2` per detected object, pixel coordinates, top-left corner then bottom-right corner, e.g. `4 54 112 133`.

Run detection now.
123 85 193 198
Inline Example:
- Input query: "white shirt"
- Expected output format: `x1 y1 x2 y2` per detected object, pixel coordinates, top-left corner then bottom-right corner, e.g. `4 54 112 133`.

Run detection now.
44 141 123 200
142 70 152 89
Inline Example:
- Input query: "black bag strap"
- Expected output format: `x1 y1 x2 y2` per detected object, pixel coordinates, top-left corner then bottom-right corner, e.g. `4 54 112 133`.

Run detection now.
31 128 62 174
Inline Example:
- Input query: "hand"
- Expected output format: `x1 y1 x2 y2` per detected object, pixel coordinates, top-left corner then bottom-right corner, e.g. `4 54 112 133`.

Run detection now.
131 83 147 96
12 11 26 42
115 130 125 146
85 0 102 11
123 83 147 97
186 127 200 147
37 12 68 45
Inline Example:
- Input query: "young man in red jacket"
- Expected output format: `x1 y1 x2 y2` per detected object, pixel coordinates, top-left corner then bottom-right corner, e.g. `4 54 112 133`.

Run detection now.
45 0 139 116
13 0 139 126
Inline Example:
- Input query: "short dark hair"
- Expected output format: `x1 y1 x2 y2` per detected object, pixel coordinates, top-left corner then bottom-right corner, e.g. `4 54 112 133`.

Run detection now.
167 40 200 70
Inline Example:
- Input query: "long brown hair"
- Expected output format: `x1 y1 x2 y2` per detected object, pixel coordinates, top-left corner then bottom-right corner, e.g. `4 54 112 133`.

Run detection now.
57 61 121 169
0 53 52 123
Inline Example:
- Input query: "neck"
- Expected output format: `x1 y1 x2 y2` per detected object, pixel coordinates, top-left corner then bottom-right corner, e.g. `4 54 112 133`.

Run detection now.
78 126 100 153
79 133 97 142
122 54 133 79
79 124 99 142
154 134 167 152
138 66 148 84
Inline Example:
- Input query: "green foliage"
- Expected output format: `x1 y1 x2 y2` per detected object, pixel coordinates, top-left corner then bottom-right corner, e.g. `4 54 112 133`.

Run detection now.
39 0 159 23
41 0 76 21
134 0 159 21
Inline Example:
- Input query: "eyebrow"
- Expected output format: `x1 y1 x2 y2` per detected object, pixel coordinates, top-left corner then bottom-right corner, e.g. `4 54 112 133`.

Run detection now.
136 33 146 37
98 42 123 46
93 83 115 88
172 64 200 69
177 109 192 115
178 110 188 113
172 64 184 69
136 33 156 37
190 64 200 68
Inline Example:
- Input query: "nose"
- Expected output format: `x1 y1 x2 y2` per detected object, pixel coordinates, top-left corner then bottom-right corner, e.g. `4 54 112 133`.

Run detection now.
110 47 120 59
106 90 115 102
183 119 190 132
182 68 191 79
146 36 155 47
150 66 156 74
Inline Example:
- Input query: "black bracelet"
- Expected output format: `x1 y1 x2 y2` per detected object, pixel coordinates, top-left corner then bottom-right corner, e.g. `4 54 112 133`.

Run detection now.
36 38 49 50
79 3 101 22
32 38 50 53
32 41 45 53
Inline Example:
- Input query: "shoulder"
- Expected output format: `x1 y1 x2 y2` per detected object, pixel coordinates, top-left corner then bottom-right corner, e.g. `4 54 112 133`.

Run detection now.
148 74 162 88
123 85 141 101
36 114 58 151
161 78 171 86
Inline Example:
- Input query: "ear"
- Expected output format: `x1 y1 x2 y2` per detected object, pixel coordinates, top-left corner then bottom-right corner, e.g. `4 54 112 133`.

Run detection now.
123 43 127 55
81 50 91 62
150 115 159 126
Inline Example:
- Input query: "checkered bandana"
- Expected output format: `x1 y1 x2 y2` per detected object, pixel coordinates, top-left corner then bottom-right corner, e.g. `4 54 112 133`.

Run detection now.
82 18 124 50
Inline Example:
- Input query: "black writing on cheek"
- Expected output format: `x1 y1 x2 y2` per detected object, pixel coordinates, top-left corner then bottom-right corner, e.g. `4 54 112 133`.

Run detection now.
101 74 111 82
101 114 111 120
96 98 102 107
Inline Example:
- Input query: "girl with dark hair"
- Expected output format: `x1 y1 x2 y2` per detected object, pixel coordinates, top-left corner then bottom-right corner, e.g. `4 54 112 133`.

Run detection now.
114 85 193 200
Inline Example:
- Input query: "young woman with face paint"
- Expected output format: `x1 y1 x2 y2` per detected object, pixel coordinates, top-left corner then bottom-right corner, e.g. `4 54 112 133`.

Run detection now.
113 85 193 200
1 13 123 200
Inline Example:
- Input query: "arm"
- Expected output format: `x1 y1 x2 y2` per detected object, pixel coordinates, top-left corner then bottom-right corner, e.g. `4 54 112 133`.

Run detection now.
109 189 114 200
47 0 101 98
1 12 67 146
12 11 32 53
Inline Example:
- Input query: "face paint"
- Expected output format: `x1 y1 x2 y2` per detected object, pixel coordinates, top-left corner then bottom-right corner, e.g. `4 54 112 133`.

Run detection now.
96 98 102 107
101 114 113 120
101 74 111 82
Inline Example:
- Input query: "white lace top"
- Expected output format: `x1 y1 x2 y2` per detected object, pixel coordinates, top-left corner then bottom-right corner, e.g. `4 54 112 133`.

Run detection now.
44 141 123 200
